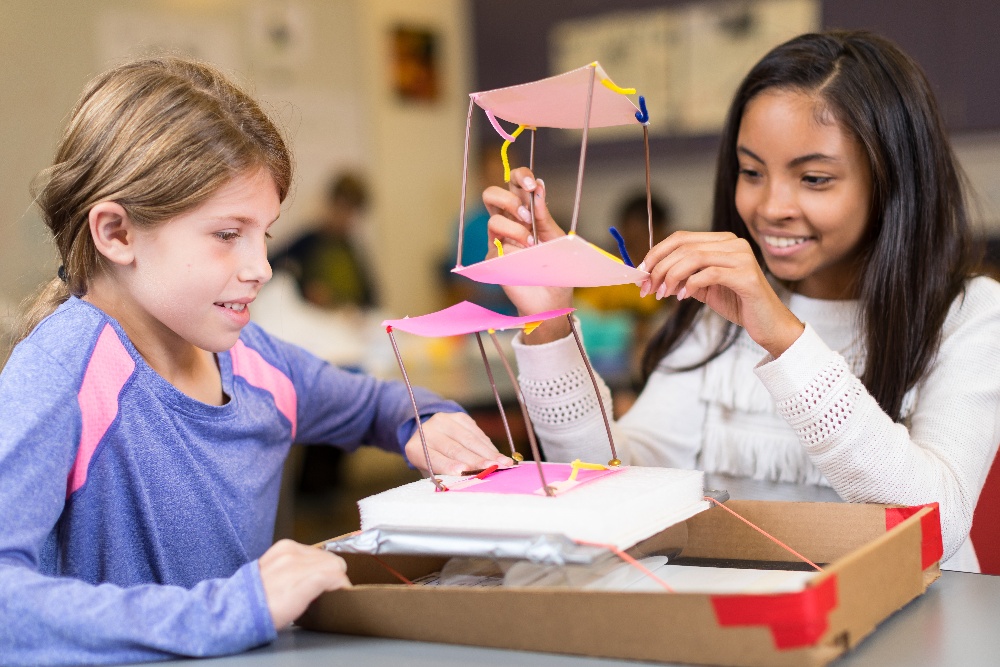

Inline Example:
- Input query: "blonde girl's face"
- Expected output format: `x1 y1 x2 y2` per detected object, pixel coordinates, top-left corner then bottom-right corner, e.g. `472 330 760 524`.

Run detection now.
734 89 873 300
124 169 280 353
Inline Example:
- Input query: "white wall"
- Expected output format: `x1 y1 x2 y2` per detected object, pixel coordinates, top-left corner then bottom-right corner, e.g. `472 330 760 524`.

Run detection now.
0 0 470 330
3 1 1000 345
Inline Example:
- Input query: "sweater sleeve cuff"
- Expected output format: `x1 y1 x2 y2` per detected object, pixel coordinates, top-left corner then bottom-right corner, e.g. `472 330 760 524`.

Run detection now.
243 560 278 644
753 323 839 402
511 320 586 381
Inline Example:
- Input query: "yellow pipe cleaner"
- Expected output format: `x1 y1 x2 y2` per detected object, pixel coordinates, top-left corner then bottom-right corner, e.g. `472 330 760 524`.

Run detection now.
568 458 608 481
600 78 636 95
502 124 527 182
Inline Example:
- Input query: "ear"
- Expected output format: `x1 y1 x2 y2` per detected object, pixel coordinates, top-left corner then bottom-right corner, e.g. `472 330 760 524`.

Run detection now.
88 202 136 266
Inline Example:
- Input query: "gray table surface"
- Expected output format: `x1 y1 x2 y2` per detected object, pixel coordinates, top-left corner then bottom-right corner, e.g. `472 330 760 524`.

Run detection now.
149 475 1000 666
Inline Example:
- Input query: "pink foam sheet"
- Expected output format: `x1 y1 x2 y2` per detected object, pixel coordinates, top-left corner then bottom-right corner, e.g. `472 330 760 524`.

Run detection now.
381 301 575 338
452 235 650 288
472 62 641 130
451 461 623 496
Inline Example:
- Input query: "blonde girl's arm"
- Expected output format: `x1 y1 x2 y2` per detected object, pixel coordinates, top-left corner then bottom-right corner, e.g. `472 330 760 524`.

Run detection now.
754 278 1000 562
0 341 276 663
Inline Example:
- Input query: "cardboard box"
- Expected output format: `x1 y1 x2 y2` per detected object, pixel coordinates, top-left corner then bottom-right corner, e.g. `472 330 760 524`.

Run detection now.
299 500 942 667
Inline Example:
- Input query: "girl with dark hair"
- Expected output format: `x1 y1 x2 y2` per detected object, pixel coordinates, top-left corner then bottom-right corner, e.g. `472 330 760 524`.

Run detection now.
484 31 1000 571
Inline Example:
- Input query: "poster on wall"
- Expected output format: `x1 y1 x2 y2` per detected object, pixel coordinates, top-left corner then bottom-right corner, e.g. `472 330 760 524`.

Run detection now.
550 0 819 139
390 25 441 102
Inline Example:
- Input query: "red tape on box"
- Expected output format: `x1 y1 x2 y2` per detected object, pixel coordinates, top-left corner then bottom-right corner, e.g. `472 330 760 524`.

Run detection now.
884 502 943 570
710 575 838 649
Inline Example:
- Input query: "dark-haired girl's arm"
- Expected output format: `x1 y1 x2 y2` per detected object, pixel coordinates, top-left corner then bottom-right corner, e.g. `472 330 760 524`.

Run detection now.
483 167 573 344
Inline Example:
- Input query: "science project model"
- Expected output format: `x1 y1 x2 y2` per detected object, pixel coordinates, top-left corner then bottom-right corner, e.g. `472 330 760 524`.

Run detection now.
309 64 943 667
339 62 712 557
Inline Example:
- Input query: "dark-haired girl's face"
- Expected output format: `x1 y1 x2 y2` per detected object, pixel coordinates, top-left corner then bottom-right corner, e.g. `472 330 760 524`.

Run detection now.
734 89 873 299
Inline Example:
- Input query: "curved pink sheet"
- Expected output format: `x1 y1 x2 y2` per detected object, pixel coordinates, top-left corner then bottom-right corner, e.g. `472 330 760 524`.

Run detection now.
452 235 649 288
382 301 574 338
473 62 640 130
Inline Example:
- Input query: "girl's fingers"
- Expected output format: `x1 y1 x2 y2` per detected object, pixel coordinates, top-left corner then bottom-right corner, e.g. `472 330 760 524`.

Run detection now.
528 179 564 243
407 413 513 475
645 235 753 297
639 231 741 273
483 184 525 219
487 214 533 253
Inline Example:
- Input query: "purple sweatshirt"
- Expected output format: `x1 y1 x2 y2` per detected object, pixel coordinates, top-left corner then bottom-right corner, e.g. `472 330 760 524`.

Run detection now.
0 297 461 665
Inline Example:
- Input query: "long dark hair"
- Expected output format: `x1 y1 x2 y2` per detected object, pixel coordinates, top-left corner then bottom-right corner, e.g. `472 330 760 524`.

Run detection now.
641 30 975 422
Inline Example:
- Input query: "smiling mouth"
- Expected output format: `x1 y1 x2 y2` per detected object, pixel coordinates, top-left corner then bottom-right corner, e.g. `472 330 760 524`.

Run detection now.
762 235 812 249
216 302 247 312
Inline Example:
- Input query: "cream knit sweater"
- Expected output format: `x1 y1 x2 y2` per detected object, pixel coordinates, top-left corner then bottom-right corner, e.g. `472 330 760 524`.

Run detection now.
512 277 1000 571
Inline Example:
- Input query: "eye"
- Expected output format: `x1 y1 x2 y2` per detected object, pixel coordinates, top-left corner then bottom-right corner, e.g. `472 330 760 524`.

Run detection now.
215 230 240 241
738 167 762 180
802 174 833 187
265 231 273 241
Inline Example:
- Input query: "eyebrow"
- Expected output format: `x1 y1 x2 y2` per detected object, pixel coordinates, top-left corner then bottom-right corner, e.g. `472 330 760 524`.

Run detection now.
737 146 841 168
219 214 281 227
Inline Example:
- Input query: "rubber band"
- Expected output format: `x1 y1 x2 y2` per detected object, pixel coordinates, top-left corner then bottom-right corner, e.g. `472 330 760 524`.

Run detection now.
485 109 516 142
705 497 824 572
635 95 650 125
372 554 416 586
501 124 527 182
574 539 675 592
600 78 636 96
608 227 634 267
494 238 504 257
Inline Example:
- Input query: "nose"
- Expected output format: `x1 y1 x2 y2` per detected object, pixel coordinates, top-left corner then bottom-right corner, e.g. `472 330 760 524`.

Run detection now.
239 241 273 285
759 179 798 222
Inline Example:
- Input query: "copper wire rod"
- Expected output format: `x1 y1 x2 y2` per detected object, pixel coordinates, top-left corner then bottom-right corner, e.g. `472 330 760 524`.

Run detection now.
386 328 446 491
529 127 537 242
455 97 476 268
487 330 554 496
644 124 653 251
569 66 596 236
474 332 518 460
566 315 619 464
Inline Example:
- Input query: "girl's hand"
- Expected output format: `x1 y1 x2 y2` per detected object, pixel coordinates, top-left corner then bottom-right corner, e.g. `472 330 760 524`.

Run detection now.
404 412 513 476
640 231 804 357
483 167 572 344
258 539 351 630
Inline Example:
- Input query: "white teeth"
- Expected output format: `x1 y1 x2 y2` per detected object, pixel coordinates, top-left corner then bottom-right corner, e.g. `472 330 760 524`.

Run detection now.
763 235 810 248
220 302 246 312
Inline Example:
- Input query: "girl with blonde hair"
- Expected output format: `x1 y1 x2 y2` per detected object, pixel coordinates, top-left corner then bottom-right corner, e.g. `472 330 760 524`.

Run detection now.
0 57 508 664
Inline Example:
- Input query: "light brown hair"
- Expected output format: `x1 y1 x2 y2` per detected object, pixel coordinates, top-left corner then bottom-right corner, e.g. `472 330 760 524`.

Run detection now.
14 57 292 343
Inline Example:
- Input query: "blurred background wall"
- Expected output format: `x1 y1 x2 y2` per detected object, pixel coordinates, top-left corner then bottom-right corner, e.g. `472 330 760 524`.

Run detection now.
0 0 472 333
3 0 1000 338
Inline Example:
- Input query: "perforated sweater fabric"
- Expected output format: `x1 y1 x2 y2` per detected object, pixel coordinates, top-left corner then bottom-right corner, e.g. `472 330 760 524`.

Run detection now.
513 277 1000 572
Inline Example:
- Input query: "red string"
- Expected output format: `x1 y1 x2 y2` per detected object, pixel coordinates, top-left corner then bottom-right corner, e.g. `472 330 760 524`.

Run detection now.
574 540 675 592
705 496 824 572
372 554 415 586
368 497 823 591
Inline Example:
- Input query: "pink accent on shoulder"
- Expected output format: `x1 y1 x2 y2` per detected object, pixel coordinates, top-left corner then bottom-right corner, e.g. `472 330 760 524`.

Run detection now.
68 324 136 497
230 339 297 439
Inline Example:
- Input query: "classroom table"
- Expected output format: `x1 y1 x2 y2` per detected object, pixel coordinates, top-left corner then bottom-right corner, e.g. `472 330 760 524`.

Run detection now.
150 474 1000 667
157 571 998 667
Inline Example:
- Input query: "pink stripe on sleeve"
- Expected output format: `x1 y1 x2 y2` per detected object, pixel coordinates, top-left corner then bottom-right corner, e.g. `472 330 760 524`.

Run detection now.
68 324 136 496
230 340 297 439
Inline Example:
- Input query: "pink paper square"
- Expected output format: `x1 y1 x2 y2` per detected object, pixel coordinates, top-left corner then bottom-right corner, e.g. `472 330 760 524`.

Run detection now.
452 462 622 496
